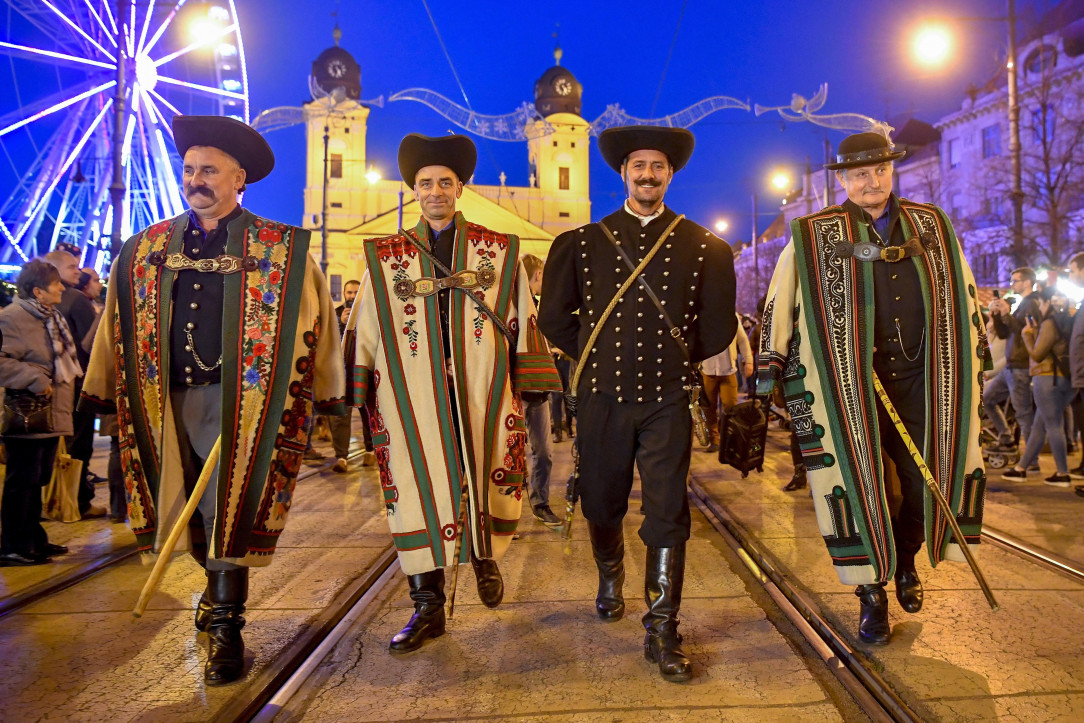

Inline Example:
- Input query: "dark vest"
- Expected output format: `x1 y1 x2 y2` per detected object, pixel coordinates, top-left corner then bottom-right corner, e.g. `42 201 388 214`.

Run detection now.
169 205 241 385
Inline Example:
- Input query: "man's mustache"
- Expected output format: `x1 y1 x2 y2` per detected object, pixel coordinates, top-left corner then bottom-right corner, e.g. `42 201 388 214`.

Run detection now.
187 186 214 198
636 180 661 188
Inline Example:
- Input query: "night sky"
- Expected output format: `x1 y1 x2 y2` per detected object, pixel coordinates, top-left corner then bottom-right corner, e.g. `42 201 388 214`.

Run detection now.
1 0 1058 254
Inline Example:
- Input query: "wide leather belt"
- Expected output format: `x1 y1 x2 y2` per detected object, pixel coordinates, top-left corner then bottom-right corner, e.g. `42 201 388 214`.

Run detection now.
833 236 925 263
147 250 256 274
393 268 496 299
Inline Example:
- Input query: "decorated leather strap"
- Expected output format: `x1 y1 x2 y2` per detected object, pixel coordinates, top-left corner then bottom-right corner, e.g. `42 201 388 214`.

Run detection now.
146 250 256 274
834 234 927 263
393 267 497 299
398 228 516 347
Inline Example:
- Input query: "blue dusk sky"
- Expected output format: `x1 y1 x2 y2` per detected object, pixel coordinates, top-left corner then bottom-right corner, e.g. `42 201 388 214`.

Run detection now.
0 0 1059 253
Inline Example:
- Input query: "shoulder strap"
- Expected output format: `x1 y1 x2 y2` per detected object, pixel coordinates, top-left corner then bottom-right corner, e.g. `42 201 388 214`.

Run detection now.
569 214 684 399
399 228 516 347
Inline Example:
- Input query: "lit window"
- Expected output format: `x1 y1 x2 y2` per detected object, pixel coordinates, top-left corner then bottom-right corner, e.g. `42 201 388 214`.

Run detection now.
559 167 570 190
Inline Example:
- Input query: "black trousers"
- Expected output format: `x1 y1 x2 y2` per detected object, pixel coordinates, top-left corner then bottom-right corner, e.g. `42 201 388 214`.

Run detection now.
1 436 59 555
576 391 691 547
69 378 97 513
874 371 927 562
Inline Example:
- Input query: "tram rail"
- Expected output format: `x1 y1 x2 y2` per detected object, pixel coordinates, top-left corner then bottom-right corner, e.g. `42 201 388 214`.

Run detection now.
0 448 367 621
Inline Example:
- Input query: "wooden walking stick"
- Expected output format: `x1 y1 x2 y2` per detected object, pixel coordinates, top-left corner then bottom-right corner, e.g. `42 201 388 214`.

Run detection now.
133 436 222 618
446 487 470 619
871 373 999 611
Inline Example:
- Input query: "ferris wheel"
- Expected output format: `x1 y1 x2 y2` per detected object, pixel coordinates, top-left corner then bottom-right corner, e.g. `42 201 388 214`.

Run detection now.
0 0 250 270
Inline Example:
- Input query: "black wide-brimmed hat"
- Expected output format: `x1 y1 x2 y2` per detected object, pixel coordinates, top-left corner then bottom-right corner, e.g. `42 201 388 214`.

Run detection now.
824 132 906 170
598 125 695 173
398 133 477 187
172 115 275 183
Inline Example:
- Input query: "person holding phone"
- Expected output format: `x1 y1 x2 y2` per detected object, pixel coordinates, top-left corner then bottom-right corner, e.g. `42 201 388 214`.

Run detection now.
985 268 1041 451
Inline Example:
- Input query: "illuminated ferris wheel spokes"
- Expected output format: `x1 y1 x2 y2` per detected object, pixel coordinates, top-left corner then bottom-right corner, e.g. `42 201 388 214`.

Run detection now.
0 0 250 268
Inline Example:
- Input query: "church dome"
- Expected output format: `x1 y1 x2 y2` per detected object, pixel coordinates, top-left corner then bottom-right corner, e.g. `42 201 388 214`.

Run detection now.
311 37 361 101
534 65 582 117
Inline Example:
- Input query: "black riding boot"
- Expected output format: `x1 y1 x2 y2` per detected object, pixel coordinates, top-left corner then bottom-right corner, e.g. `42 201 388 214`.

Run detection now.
195 575 212 633
894 556 924 613
588 522 625 621
390 569 447 653
470 551 504 608
204 568 249 685
643 544 692 682
856 583 890 645
783 463 808 491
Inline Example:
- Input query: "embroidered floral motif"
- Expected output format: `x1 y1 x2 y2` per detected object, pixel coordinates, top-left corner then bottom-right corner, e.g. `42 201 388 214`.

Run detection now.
402 319 419 356
240 221 291 393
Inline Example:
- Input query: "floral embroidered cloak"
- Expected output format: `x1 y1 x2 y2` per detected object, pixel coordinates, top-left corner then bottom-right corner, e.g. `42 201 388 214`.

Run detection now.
344 213 561 575
81 209 345 566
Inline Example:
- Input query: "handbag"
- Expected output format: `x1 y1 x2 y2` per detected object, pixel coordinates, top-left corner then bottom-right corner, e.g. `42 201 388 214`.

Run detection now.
2 388 54 435
42 437 82 523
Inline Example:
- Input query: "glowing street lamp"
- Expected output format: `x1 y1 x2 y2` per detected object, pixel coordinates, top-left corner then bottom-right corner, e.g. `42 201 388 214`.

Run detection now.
770 172 791 192
908 3 1024 264
912 24 953 67
366 165 381 185
714 219 729 234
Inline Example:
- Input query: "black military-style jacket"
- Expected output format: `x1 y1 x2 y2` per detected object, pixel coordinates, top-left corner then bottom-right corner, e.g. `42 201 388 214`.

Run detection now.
841 196 927 380
539 206 736 403
169 205 242 386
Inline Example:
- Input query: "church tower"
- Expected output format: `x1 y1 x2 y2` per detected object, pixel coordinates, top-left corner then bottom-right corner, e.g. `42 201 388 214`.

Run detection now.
526 45 591 236
302 26 378 242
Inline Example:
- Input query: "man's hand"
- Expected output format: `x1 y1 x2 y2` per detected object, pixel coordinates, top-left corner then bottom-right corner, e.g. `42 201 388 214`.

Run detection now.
989 298 1010 317
40 382 53 399
743 362 754 378
340 307 351 326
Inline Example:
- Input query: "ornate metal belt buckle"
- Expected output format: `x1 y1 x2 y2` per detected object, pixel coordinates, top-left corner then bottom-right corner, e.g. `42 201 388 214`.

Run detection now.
880 247 904 263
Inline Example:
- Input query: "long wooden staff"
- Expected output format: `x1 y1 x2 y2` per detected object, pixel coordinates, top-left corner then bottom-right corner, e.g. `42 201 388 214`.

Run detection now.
871 373 999 611
133 436 222 618
446 487 470 619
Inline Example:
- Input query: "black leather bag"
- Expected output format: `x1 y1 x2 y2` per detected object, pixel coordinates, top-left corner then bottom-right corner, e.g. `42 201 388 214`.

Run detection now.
2 388 54 435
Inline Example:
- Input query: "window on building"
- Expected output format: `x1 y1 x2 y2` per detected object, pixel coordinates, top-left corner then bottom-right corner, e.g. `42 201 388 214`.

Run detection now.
951 193 964 220
1031 106 1056 143
329 153 343 179
553 140 558 147
982 124 1001 158
330 202 343 208
559 167 570 190
571 141 576 148
559 211 570 218
330 274 342 300
1025 45 1057 75
948 139 961 169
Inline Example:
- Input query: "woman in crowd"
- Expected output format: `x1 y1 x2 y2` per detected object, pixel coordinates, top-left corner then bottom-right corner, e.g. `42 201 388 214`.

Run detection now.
1003 286 1074 486
0 259 81 566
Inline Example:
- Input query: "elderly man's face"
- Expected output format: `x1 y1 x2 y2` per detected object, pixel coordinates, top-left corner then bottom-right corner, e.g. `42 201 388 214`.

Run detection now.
182 146 246 221
622 149 673 214
414 165 462 229
837 162 894 217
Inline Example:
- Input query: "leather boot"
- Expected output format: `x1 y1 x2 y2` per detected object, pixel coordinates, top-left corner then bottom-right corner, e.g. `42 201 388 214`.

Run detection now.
588 522 625 621
204 568 249 685
643 544 692 683
390 569 447 653
894 557 924 613
470 551 504 608
783 463 808 491
195 585 212 633
855 583 890 645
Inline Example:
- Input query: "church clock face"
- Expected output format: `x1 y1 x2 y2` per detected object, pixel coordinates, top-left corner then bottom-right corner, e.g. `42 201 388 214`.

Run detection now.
326 59 348 79
553 77 572 96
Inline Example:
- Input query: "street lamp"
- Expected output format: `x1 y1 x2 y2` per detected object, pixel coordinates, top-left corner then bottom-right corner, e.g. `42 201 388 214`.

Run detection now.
366 165 381 185
910 1 1023 264
714 219 729 234
751 170 792 300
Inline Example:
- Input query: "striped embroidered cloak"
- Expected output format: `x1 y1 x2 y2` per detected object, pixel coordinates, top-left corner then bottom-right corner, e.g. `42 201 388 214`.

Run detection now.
344 213 561 575
757 199 989 585
81 209 346 566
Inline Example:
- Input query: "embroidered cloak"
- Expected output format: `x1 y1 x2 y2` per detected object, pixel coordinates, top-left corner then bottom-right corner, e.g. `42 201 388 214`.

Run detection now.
757 199 989 585
344 212 561 575
81 209 346 566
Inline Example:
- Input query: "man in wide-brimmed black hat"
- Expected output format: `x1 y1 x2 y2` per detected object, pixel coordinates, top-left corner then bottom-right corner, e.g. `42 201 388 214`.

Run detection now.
757 130 989 647
343 133 560 655
81 115 345 685
539 125 737 683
